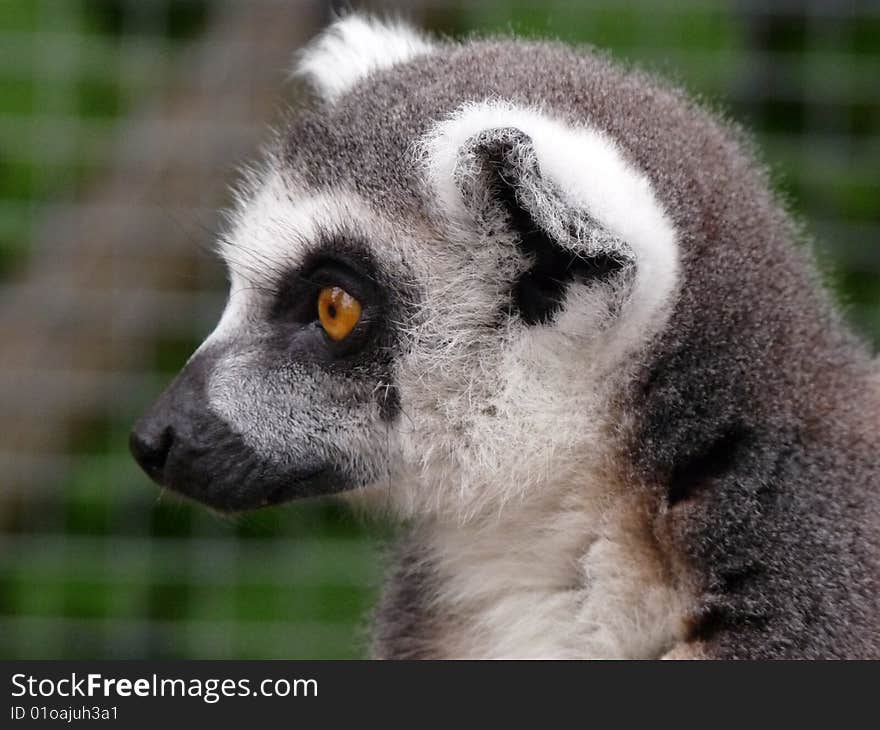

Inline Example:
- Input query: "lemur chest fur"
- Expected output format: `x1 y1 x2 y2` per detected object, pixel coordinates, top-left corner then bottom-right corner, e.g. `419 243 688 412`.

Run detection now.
377 481 692 659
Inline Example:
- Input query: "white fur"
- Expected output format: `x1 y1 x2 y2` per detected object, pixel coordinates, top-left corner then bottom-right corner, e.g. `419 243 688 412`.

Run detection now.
423 485 691 659
294 15 435 102
197 172 328 353
218 171 324 292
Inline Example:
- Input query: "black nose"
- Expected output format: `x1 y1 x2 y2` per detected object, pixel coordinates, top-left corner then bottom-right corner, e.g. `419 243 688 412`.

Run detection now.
129 424 174 484
130 349 213 485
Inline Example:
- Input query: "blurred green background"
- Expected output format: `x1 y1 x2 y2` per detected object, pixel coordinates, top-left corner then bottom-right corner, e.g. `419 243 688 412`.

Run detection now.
0 0 877 658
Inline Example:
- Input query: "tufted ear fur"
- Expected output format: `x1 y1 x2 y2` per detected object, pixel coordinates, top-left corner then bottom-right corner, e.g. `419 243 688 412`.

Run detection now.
458 127 633 325
293 14 436 103
421 102 680 354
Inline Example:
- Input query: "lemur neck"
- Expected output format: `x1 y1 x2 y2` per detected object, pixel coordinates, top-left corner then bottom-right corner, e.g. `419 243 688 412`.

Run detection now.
420 478 691 659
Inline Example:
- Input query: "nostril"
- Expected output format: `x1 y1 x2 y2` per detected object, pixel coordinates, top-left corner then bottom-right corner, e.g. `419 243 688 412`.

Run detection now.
129 426 175 483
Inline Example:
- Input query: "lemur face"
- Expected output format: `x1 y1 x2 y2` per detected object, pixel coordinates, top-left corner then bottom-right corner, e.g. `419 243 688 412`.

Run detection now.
131 17 679 519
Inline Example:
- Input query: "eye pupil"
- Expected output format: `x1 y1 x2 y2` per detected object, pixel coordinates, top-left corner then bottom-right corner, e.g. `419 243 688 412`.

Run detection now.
327 304 337 319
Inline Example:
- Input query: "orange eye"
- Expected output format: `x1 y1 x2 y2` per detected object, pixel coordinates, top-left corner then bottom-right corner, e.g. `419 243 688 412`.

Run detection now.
317 286 362 341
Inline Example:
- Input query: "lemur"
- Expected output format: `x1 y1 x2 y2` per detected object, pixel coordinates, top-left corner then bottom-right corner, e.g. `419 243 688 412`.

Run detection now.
130 15 880 659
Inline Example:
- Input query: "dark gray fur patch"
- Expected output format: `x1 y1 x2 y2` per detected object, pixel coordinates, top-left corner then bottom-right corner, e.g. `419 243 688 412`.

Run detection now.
369 534 445 660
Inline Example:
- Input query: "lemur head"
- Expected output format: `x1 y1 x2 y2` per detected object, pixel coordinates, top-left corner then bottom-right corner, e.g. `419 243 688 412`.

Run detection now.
131 15 837 521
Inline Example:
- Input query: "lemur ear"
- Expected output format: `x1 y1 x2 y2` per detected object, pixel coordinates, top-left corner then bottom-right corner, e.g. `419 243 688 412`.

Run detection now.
454 126 634 325
294 14 435 103
422 103 680 341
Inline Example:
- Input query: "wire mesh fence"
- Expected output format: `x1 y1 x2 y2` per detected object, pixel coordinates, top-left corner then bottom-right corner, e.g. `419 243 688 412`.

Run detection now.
0 0 877 658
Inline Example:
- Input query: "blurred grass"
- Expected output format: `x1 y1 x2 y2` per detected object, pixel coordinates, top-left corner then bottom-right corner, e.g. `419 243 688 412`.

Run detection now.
0 0 877 658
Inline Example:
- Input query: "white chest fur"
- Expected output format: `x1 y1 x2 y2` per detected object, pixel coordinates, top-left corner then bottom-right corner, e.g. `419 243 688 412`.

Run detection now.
423 483 691 659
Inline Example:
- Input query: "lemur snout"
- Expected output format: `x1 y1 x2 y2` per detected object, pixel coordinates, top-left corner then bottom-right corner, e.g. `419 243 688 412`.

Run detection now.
130 348 353 511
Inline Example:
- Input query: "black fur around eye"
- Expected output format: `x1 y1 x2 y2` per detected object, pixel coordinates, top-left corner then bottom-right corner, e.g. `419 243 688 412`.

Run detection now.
268 247 387 363
271 255 373 322
270 274 321 324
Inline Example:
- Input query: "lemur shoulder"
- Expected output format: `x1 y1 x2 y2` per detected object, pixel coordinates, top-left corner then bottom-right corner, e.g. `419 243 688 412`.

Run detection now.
131 15 880 659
